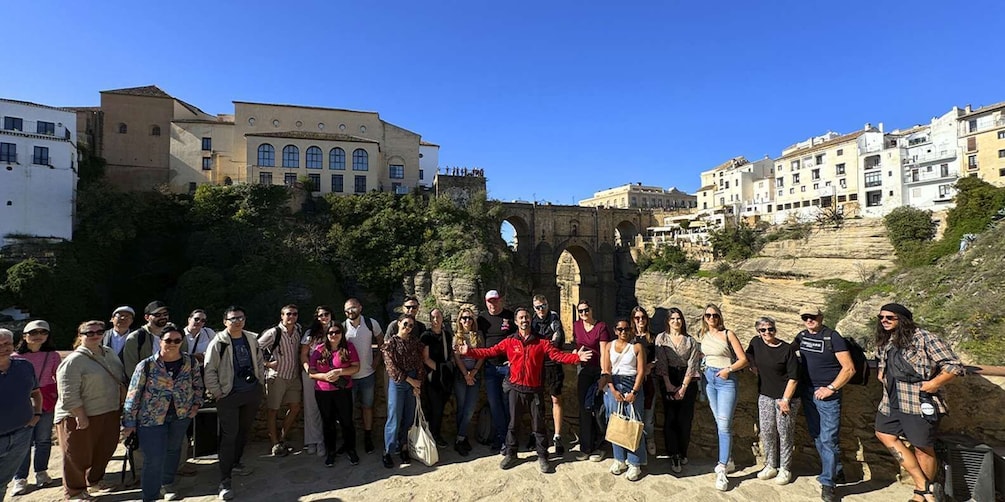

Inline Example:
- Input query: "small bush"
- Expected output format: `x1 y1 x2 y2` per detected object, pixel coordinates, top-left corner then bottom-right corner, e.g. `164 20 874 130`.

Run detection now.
708 224 762 261
884 206 935 256
713 268 752 295
637 244 700 277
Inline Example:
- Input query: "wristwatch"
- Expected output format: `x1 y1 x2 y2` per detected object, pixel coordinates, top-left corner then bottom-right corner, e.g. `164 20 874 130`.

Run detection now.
826 384 837 391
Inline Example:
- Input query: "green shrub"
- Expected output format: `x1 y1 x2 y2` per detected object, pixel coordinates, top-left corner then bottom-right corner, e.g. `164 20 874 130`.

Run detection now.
637 244 700 277
712 268 752 295
884 206 935 255
708 224 762 261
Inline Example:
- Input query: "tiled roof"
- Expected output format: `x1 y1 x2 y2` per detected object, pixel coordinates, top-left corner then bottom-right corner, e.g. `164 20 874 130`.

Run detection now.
698 184 716 192
777 130 866 159
244 130 378 143
712 156 749 172
101 85 172 98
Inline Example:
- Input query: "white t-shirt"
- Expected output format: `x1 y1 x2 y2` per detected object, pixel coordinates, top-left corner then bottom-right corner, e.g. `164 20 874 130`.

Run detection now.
184 326 215 356
344 318 383 379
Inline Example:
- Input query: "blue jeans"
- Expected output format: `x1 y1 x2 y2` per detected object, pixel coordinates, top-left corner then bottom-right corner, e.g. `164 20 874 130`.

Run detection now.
604 375 647 466
802 386 843 487
704 366 738 466
385 377 417 455
483 363 510 447
0 428 32 497
15 411 53 479
138 414 191 502
453 372 480 438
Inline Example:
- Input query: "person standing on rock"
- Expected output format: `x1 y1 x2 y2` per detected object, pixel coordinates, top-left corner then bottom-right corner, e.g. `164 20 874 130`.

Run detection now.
604 318 647 481
0 328 43 500
630 306 658 457
257 304 303 457
795 306 856 502
9 321 60 496
451 307 483 456
874 303 963 502
300 305 334 457
419 308 454 449
652 307 700 474
746 316 799 486
342 298 384 455
477 290 516 453
532 294 566 455
380 314 427 469
573 299 612 462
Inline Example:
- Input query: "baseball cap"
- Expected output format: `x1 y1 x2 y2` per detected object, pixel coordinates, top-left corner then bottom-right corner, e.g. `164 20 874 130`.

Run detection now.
485 290 501 300
24 320 50 333
798 305 822 317
144 300 169 315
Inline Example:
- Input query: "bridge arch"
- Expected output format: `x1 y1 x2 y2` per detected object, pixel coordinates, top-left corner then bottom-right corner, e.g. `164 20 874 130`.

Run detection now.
615 219 639 247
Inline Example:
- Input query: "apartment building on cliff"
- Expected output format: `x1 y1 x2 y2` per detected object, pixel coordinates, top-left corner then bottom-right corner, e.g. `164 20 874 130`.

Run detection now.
579 183 696 209
894 108 963 210
958 102 1005 186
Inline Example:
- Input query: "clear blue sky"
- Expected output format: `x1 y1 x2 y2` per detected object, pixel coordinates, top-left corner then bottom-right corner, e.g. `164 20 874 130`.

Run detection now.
6 1 1004 204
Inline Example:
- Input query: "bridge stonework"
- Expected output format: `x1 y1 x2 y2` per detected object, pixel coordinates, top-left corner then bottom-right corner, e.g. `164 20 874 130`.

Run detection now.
499 202 657 327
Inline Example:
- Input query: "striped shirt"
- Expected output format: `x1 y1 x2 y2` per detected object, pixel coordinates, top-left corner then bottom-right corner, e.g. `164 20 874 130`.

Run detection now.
877 328 964 416
258 324 302 380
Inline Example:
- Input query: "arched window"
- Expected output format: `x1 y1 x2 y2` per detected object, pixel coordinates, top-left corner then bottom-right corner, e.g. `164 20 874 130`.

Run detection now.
306 146 322 169
352 149 368 171
150 125 161 136
282 145 299 168
117 123 127 134
257 144 275 167
329 147 345 170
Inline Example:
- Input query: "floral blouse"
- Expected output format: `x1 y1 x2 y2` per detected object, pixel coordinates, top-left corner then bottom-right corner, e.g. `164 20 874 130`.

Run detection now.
381 335 426 383
123 354 204 428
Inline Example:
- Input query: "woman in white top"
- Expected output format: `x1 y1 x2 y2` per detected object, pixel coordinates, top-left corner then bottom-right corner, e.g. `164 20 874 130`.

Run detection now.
699 304 748 492
603 318 647 481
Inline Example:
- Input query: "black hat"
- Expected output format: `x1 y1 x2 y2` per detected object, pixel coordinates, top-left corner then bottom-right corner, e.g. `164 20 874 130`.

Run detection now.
880 303 913 321
144 300 168 315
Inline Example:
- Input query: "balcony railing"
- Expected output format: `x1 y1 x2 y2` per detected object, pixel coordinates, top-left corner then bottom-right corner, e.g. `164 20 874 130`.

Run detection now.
902 149 957 166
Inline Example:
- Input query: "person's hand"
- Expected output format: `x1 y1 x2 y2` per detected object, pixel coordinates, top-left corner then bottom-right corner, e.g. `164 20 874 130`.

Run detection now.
412 386 421 397
814 386 835 400
26 415 40 428
920 381 940 394
74 416 90 430
612 389 624 403
325 370 339 383
265 360 279 369
121 426 135 439
646 362 655 372
778 399 791 415
189 405 200 418
716 368 730 380
576 346 593 362
464 372 475 386
625 391 637 404
674 386 686 401
458 342 469 355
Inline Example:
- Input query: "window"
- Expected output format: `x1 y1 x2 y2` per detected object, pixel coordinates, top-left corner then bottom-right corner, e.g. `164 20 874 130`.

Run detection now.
32 146 49 165
865 171 882 187
967 137 977 152
0 143 15 162
352 149 368 171
117 123 127 134
257 144 275 166
792 173 800 184
839 178 847 188
775 177 784 188
201 137 212 151
941 164 949 177
419 169 424 181
791 160 800 169
815 154 825 164
284 173 297 186
838 195 847 202
151 125 161 136
308 173 320 191
389 164 404 179
3 117 23 131
329 147 345 170
259 172 273 185
968 155 978 168
801 186 806 192
392 182 402 193
811 168 820 180
849 193 859 201
836 149 843 156
282 145 299 168
331 174 343 193
202 157 212 170
1000 168 1005 177
36 121 55 135
998 149 1005 158
968 119 977 133
835 163 845 175
306 146 323 169
354 175 367 193
813 183 819 189
998 131 1005 140
866 190 882 207
938 184 952 198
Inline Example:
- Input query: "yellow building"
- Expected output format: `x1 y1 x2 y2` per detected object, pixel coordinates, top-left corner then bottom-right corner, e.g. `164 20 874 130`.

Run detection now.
958 102 1005 186
579 183 695 209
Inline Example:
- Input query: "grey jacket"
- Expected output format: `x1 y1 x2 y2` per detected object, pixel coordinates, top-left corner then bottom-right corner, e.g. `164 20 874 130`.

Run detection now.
203 330 264 400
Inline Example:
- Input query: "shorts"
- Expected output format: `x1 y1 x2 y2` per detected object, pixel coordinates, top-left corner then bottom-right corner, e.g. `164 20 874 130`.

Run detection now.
352 373 376 408
264 375 302 410
875 409 937 448
543 364 564 397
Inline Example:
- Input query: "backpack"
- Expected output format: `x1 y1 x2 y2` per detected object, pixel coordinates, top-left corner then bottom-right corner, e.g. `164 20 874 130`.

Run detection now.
342 317 376 335
798 329 870 386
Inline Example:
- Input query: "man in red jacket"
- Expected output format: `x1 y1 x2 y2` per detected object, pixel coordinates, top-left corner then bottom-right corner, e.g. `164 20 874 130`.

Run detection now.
459 307 592 473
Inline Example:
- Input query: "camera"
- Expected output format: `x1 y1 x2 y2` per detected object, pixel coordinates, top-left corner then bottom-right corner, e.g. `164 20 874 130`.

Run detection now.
238 367 258 385
124 432 140 451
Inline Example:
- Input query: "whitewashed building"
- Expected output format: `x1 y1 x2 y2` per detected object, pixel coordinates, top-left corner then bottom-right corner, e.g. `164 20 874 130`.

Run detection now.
0 99 77 241
419 140 439 188
894 108 963 210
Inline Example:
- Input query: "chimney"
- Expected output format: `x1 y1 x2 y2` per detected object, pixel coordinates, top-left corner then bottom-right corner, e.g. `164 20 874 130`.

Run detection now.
879 122 884 133
865 122 872 130
965 104 972 113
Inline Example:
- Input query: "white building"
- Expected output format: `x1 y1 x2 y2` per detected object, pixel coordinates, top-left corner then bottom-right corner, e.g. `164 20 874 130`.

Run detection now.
419 141 439 188
695 156 774 227
0 99 77 241
895 108 963 210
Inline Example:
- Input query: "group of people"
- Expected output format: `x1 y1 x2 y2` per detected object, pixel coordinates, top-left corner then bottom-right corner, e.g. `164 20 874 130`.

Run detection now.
0 292 963 502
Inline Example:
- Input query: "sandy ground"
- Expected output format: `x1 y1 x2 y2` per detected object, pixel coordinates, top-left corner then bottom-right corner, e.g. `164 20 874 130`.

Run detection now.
8 440 914 502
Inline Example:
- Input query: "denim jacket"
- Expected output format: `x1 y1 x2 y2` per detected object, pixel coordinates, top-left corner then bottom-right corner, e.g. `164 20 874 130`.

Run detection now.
122 354 205 428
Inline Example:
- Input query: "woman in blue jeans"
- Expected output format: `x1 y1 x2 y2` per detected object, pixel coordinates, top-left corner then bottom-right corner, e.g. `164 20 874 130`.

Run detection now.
698 304 748 492
451 308 483 456
11 321 60 495
122 324 204 502
604 318 647 481
380 314 428 469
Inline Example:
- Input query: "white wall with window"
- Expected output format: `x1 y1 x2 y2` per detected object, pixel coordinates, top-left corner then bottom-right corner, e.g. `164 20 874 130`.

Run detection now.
0 99 77 241
418 142 438 188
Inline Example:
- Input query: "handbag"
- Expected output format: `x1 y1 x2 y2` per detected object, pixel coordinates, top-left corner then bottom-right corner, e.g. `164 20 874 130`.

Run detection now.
407 404 439 466
605 401 644 452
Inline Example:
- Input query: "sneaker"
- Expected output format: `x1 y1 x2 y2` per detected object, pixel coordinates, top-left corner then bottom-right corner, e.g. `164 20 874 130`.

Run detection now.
347 450 359 466
670 455 682 474
609 460 627 475
382 453 394 469
455 439 469 457
272 442 289 457
589 450 606 462
161 484 181 501
325 453 335 467
218 482 234 501
757 466 779 481
774 468 792 485
821 485 836 502
537 458 551 473
35 471 53 487
232 463 253 476
12 478 28 495
715 464 729 491
305 444 317 455
646 437 656 456
680 456 689 465
726 458 736 474
317 445 327 457
500 455 517 470
400 448 411 464
460 437 472 455
364 434 375 454
435 436 449 448
574 450 590 461
626 464 642 481
553 435 564 455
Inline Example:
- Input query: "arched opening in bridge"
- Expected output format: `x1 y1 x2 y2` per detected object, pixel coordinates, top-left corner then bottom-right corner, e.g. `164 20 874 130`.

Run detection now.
556 245 597 333
615 220 639 247
500 221 517 251
500 215 530 256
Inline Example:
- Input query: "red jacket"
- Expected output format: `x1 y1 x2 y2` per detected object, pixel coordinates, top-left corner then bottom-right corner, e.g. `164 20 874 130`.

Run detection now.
468 333 579 392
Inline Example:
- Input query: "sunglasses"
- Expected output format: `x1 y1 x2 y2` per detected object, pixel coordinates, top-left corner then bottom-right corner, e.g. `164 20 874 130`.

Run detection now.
80 329 104 336
877 315 899 321
344 308 358 314
162 338 184 345
317 312 332 317
578 308 590 314
801 314 819 322
459 316 473 321
704 313 720 319
192 317 207 323
149 312 169 318
668 317 683 322
283 312 299 316
226 316 245 322
757 327 776 333
404 305 419 310
533 305 548 311
614 327 630 332
327 330 343 336
27 329 49 335
401 322 414 328
633 316 646 321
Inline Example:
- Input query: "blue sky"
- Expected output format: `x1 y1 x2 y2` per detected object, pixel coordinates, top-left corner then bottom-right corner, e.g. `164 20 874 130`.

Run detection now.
6 1 1004 203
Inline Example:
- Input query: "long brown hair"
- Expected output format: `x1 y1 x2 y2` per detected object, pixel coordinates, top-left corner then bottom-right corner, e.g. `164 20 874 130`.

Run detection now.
875 315 918 350
321 324 350 366
698 303 725 339
630 306 652 343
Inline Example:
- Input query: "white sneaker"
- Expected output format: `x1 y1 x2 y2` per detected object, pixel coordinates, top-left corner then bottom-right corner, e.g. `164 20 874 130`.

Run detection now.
726 458 736 473
715 464 729 491
12 478 28 495
774 468 792 485
646 437 656 456
609 460 627 475
161 484 181 501
626 464 642 481
218 483 234 500
589 450 606 462
757 466 778 480
35 471 53 487
680 456 689 465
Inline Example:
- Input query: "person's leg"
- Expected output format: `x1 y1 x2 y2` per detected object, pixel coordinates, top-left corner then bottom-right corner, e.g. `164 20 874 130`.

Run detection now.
316 390 338 455
778 399 800 472
384 380 406 455
504 388 521 458
484 364 508 449
138 423 168 502
814 393 842 487
301 370 323 448
87 410 122 486
642 375 656 445
281 377 303 443
876 432 929 495
400 389 417 452
453 378 472 437
265 377 281 445
425 382 445 440
758 394 779 469
355 374 376 450
14 424 34 481
335 389 356 453
234 389 262 466
603 385 627 464
627 390 647 467
57 418 92 498
216 393 240 481
530 392 548 458
577 366 599 454
678 382 698 459
161 416 190 489
0 428 32 496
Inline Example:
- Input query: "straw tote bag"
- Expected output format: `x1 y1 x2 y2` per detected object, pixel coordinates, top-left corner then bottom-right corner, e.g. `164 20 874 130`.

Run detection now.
408 404 439 466
605 401 644 452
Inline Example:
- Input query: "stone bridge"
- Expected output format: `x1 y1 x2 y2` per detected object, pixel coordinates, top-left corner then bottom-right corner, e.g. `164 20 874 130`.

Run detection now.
499 202 657 328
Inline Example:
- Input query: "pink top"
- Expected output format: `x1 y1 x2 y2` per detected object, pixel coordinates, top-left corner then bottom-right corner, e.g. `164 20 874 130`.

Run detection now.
13 351 61 412
309 344 360 391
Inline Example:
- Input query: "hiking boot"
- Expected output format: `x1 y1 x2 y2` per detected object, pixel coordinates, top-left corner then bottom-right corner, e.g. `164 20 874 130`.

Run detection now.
500 455 518 470
35 471 53 487
272 442 289 457
757 466 779 480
